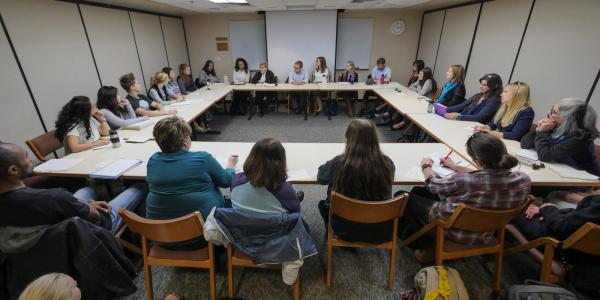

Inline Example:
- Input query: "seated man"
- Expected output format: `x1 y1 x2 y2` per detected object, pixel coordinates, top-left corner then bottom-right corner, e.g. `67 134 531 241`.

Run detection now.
288 60 308 114
0 142 146 233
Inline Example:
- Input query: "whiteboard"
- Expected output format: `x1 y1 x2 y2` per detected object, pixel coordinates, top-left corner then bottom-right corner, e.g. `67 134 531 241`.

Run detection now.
229 20 267 70
266 10 337 82
336 18 373 70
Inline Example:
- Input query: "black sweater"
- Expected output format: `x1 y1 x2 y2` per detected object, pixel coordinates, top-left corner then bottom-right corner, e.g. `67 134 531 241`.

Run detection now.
251 70 277 84
439 83 466 107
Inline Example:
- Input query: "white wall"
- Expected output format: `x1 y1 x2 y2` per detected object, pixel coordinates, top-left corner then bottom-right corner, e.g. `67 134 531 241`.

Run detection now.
416 10 444 71
0 1 188 150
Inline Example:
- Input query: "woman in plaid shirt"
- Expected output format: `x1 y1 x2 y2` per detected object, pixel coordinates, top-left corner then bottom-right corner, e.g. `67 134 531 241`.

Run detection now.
398 132 531 263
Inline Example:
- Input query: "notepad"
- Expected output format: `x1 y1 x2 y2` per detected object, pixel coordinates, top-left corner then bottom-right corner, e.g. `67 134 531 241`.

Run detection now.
34 159 83 172
430 153 470 177
90 159 142 180
548 164 599 181
123 119 156 130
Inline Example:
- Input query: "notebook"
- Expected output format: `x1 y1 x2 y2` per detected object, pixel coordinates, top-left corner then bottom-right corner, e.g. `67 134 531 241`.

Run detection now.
34 159 83 172
430 153 470 177
123 119 156 130
433 103 447 117
90 159 143 180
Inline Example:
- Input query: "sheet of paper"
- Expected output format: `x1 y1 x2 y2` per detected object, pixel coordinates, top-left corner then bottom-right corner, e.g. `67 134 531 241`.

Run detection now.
430 153 470 177
516 148 539 161
168 101 192 107
92 138 123 150
339 82 351 85
34 159 83 172
123 119 156 130
288 169 311 181
548 164 599 181
90 159 142 180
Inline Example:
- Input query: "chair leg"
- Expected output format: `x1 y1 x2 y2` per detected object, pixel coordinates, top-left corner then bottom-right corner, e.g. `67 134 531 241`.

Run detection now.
294 272 300 300
540 244 556 283
435 227 444 266
326 241 333 287
388 245 397 290
209 244 216 300
494 251 504 292
143 263 153 300
227 246 234 298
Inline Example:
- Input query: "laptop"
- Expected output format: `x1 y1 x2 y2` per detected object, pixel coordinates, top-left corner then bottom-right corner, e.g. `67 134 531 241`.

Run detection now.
433 103 447 117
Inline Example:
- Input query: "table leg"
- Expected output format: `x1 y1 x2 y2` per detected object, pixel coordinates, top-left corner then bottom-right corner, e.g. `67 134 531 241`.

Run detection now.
248 91 256 120
304 91 309 121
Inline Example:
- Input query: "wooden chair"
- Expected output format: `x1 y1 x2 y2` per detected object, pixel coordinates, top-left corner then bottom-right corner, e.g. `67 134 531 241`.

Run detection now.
401 198 533 292
505 222 600 283
227 245 301 300
26 130 62 161
327 192 409 290
432 88 442 101
119 209 216 300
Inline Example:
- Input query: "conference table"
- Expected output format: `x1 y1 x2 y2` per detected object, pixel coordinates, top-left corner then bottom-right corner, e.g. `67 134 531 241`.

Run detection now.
37 81 600 187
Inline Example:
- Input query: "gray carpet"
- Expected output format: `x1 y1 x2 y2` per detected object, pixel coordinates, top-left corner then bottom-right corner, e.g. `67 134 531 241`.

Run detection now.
121 109 562 300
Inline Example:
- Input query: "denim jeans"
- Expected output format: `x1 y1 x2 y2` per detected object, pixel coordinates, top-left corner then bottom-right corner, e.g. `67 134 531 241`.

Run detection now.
74 183 147 233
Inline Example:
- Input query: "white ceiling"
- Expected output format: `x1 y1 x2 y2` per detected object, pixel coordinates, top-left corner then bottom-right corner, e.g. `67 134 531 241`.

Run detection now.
150 0 433 12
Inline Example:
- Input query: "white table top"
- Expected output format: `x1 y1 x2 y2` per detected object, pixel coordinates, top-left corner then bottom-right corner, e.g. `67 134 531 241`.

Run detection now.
231 83 319 91
374 87 431 115
406 113 600 187
36 142 463 185
318 82 402 91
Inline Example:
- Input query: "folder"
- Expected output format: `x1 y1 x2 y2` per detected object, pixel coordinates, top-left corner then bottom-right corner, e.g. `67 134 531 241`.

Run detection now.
90 159 142 180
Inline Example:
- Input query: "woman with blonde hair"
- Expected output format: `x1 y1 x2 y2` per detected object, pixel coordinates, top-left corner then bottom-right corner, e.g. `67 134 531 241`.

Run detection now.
148 71 178 105
19 273 81 300
336 60 359 116
317 119 396 243
475 81 534 141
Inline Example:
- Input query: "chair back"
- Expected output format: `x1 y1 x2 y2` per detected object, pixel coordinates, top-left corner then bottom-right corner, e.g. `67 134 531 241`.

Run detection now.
562 222 600 254
445 197 533 232
594 144 600 172
26 130 62 161
119 209 204 243
330 192 408 224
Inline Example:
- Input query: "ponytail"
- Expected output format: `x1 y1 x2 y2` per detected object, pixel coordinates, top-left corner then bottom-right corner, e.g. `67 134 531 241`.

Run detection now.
466 132 517 171
497 154 518 170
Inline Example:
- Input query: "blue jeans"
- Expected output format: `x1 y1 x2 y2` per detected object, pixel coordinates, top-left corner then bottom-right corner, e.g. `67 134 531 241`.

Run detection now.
74 183 147 233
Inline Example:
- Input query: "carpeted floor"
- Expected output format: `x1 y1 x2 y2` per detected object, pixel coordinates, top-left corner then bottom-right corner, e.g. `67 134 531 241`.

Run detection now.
120 108 569 300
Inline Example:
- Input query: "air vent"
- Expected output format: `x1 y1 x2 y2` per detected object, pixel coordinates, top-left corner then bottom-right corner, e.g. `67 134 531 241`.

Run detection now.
285 4 316 10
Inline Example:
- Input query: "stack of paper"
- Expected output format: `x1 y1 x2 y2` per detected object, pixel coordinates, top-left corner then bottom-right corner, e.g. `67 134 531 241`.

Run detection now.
90 159 142 180
34 159 82 172
123 119 156 130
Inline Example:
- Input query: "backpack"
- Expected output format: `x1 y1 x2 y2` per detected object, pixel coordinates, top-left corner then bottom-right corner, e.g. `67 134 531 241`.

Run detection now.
391 266 469 300
503 280 577 300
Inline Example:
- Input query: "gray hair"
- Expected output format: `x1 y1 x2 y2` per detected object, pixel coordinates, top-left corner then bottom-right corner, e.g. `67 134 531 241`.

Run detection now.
552 98 599 139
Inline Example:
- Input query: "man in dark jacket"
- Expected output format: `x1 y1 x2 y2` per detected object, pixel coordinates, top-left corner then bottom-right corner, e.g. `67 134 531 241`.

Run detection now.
251 61 278 116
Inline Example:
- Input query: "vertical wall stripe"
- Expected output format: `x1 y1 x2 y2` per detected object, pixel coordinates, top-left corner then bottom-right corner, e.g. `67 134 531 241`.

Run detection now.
182 18 192 68
77 3 102 87
508 0 536 82
432 9 446 76
159 16 170 67
464 0 483 75
129 11 147 92
415 12 425 60
586 67 600 104
0 13 48 133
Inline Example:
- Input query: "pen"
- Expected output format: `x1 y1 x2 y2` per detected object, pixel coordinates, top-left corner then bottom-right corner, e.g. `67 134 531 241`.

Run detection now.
443 150 453 160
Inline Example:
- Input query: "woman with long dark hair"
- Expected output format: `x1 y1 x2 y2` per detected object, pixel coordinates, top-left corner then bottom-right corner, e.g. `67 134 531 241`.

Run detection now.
312 56 330 114
198 60 220 85
445 73 503 124
97 86 147 130
317 119 396 243
55 96 110 154
231 57 251 115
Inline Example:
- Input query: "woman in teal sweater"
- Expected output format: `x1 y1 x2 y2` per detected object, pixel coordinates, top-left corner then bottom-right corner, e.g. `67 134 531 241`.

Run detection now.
146 116 238 249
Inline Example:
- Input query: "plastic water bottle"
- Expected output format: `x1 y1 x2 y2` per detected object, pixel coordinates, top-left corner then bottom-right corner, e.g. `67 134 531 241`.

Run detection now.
427 100 434 113
380 74 385 84
109 130 121 148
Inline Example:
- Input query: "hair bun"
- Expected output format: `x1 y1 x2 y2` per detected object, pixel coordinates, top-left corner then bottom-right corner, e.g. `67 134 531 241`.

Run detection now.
498 153 518 170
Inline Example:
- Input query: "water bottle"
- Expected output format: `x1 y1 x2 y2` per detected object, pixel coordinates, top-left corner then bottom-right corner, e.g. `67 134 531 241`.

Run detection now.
109 130 121 148
427 100 434 113
223 75 229 85
379 74 385 84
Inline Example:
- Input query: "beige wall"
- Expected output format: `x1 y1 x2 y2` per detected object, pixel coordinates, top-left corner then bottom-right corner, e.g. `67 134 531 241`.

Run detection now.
183 9 421 84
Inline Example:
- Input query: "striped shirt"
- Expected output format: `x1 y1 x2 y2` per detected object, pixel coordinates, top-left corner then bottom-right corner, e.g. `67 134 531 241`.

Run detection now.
426 170 531 245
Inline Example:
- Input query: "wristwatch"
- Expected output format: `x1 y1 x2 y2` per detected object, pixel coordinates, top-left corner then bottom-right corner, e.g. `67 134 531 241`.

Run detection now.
421 163 432 170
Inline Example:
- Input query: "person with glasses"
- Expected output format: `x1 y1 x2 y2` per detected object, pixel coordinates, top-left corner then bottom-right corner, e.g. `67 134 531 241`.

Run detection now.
444 73 503 124
250 62 277 116
521 98 599 175
474 81 534 141
396 132 531 262
288 60 308 114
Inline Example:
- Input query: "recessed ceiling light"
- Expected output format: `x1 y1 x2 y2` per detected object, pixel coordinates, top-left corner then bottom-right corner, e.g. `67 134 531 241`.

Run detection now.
209 0 247 3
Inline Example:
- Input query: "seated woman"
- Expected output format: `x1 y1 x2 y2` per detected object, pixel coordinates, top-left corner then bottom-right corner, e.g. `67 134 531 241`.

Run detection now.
177 63 197 95
97 86 148 130
146 116 237 250
436 64 466 107
55 96 110 154
231 57 251 115
407 59 425 86
337 60 359 117
475 81 534 141
391 67 437 130
119 72 176 117
400 132 531 262
311 56 330 115
198 60 220 86
148 71 179 105
317 119 396 244
162 67 184 101
250 62 277 117
521 98 599 175
445 73 502 124
231 138 300 216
